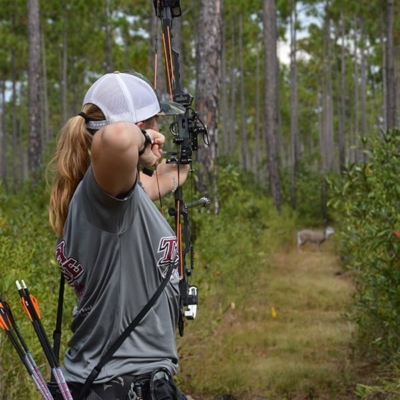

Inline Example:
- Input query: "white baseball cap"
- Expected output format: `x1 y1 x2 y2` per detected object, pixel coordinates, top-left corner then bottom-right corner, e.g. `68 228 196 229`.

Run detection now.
82 71 184 130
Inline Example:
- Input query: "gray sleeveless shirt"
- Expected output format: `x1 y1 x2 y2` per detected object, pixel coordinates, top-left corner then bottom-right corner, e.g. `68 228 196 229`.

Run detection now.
55 167 180 384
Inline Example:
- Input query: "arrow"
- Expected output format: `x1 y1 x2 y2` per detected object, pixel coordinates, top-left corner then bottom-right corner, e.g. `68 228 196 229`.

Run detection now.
16 280 73 400
0 295 53 399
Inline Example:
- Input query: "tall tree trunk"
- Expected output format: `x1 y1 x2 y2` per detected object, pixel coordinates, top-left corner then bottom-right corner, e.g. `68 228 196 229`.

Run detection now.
27 0 42 182
195 0 222 200
353 17 359 163
320 5 334 219
276 62 283 169
173 17 183 89
360 20 367 163
289 0 298 210
220 2 229 155
0 81 8 193
238 14 249 170
254 40 261 181
338 11 346 172
104 0 114 72
229 19 236 155
19 86 27 182
11 49 18 192
150 7 166 99
380 12 387 132
41 27 50 142
318 90 328 219
323 9 334 172
263 0 281 213
60 4 68 125
385 0 396 128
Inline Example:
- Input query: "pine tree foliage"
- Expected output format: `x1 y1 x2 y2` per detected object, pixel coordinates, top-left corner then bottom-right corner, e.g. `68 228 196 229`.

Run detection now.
1 0 400 396
0 0 398 197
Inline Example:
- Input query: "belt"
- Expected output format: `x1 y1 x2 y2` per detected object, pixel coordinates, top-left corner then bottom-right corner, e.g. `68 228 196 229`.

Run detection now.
126 376 151 400
64 369 173 400
91 374 151 400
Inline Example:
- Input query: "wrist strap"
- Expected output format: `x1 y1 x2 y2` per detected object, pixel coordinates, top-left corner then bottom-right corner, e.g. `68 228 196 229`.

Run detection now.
138 129 153 156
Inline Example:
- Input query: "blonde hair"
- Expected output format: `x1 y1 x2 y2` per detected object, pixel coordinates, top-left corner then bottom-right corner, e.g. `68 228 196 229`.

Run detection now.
47 104 104 237
48 105 158 237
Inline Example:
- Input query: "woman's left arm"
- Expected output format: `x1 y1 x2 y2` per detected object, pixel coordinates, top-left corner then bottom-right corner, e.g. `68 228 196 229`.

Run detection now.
140 160 190 201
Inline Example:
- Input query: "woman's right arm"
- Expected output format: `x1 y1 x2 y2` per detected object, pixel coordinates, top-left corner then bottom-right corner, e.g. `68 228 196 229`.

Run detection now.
91 122 164 197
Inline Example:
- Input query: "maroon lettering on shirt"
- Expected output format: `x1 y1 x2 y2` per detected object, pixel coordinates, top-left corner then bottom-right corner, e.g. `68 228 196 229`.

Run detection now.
55 241 84 284
158 236 179 266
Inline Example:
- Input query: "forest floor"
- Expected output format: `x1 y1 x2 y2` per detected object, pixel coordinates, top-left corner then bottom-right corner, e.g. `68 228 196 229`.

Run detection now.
179 239 381 400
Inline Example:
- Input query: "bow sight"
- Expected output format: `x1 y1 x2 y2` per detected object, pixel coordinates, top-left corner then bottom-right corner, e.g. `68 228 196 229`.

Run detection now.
153 0 182 19
168 108 208 165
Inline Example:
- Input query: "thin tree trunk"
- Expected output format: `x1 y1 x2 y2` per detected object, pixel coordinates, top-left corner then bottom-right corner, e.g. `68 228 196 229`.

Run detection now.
353 17 359 163
60 5 67 124
173 18 183 89
263 0 281 213
229 19 236 156
195 0 222 202
380 13 387 131
27 0 42 182
360 20 368 163
385 0 396 128
11 49 18 191
19 85 27 182
41 27 50 142
324 11 334 172
238 14 248 170
220 1 228 155
254 40 261 181
289 0 298 210
104 0 114 72
318 89 327 219
338 11 346 172
0 80 8 193
276 62 283 169
320 5 334 219
150 8 166 99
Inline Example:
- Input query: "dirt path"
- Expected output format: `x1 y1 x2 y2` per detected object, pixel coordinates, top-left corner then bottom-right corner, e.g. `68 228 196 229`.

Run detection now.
182 240 375 400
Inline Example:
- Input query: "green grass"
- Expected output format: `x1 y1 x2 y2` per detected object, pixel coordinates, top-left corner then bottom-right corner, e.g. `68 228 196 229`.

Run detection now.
0 177 379 400
177 240 370 400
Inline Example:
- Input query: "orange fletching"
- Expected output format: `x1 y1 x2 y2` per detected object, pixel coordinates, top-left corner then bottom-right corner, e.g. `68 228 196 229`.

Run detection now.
29 295 41 319
20 298 33 322
0 305 10 330
0 317 8 330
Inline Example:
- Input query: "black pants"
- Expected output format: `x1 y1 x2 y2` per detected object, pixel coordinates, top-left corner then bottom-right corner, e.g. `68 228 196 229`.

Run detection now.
48 373 187 400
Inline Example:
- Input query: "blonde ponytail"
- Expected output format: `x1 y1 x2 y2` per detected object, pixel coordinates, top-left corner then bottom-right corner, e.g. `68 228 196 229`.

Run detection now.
48 104 103 236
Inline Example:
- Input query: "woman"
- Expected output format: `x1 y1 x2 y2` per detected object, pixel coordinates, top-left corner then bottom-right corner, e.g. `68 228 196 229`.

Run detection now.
48 71 189 400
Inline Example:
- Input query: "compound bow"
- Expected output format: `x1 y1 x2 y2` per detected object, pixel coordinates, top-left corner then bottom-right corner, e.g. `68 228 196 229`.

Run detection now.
153 0 209 336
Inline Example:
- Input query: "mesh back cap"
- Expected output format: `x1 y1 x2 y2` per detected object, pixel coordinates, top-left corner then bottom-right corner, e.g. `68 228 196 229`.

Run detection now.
83 72 161 124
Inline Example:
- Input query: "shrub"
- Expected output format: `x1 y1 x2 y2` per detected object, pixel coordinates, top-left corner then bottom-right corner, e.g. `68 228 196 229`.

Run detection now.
328 129 400 366
0 178 70 399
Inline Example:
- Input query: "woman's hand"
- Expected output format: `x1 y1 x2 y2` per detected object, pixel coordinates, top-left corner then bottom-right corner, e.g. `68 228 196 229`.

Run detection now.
92 123 166 197
138 129 165 168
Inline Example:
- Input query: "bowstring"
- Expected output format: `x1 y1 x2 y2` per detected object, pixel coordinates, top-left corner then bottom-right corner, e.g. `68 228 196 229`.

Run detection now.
154 167 164 215
153 10 164 216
